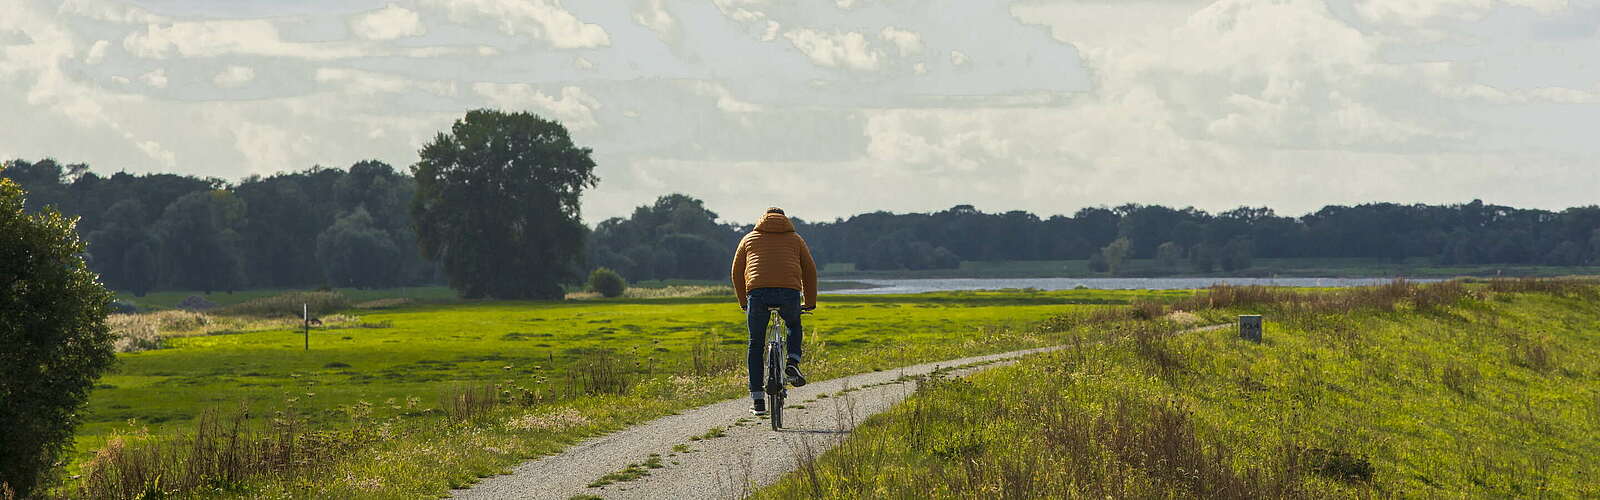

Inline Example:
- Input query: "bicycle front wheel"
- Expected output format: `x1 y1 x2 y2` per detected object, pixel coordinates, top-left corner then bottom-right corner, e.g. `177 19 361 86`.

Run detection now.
767 343 784 429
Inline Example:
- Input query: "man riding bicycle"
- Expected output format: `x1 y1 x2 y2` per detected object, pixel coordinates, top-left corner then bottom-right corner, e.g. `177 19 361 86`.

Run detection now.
731 207 818 415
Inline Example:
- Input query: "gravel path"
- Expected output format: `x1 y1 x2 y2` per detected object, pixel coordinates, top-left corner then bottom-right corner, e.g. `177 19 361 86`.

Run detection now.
451 325 1228 499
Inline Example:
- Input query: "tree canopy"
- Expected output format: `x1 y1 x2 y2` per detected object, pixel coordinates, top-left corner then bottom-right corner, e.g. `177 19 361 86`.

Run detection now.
0 175 116 497
410 109 599 299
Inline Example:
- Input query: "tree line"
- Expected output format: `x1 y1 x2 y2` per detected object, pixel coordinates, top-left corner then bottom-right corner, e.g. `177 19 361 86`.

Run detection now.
7 161 1600 294
598 199 1600 278
1 158 437 295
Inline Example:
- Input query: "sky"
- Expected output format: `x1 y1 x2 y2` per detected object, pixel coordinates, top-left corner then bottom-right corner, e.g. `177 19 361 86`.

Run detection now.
2 0 1598 224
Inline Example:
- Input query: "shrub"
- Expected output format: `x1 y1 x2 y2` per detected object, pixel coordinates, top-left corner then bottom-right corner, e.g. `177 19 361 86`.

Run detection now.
0 177 117 497
175 295 217 311
1100 237 1131 275
587 268 627 298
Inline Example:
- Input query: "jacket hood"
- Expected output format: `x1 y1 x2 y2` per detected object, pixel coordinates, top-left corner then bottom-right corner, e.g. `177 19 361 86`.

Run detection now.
754 212 796 233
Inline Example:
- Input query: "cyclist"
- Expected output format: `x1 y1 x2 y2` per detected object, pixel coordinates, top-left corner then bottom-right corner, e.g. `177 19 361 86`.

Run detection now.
731 207 818 415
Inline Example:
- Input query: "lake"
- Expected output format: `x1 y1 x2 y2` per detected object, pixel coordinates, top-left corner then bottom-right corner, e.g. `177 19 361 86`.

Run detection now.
831 277 1436 295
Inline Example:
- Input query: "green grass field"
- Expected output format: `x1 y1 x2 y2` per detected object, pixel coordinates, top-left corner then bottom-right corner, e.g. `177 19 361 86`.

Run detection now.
755 284 1600 498
821 258 1600 280
64 288 1184 498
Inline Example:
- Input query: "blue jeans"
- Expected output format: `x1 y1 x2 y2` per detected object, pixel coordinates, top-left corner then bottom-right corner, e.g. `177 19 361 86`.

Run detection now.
746 287 803 393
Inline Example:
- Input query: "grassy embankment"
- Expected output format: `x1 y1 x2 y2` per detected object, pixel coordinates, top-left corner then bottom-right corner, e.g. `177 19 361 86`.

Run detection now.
756 279 1600 498
60 287 1182 498
822 258 1600 280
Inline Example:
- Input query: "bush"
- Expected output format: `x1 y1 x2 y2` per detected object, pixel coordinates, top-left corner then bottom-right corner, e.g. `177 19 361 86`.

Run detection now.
587 268 627 298
0 176 117 497
1100 237 1131 275
175 295 217 311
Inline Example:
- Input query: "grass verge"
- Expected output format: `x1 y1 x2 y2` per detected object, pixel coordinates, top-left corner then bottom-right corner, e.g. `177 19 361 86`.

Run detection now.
755 280 1600 498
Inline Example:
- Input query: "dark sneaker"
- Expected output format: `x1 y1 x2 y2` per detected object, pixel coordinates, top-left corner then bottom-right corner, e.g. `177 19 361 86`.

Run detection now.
751 399 768 416
785 363 807 387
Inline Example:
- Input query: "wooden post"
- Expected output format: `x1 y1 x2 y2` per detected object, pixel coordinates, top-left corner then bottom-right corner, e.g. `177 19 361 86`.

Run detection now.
1239 315 1263 343
303 303 309 351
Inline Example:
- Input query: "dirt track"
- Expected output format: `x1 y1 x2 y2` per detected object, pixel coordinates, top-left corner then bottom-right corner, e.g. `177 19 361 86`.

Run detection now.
449 344 1068 499
451 323 1229 499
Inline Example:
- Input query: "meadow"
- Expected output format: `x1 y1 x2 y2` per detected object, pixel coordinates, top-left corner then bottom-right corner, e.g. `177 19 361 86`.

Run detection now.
61 287 1183 498
755 280 1600 498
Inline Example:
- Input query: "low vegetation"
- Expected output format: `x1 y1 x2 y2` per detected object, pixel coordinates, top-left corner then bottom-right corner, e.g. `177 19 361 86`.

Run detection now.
756 279 1600 498
50 288 1172 498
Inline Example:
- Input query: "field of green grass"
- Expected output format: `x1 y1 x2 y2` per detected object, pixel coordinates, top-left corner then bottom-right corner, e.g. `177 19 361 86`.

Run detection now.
756 282 1600 498
62 288 1185 498
821 257 1600 280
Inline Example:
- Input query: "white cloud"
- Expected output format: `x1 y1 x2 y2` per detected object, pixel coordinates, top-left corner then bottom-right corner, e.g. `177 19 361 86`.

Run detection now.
783 28 881 71
57 0 166 24
135 140 176 167
1354 0 1569 27
123 19 367 60
1 1 181 170
949 50 968 66
423 0 610 49
865 109 1012 172
631 0 677 44
761 21 781 42
213 65 255 88
574 56 595 70
682 81 762 113
84 39 108 64
315 68 456 97
473 83 602 130
138 68 167 88
229 121 310 174
712 0 768 23
878 27 922 57
350 3 425 41
122 18 485 60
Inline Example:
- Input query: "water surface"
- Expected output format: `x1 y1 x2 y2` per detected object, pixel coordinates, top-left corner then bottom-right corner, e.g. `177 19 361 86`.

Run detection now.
831 277 1433 295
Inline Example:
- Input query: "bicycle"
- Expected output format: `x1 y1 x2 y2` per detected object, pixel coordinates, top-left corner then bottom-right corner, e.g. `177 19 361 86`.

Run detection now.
762 306 811 430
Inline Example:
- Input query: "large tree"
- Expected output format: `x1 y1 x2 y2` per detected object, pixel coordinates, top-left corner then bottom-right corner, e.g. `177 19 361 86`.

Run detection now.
0 176 116 497
411 109 599 299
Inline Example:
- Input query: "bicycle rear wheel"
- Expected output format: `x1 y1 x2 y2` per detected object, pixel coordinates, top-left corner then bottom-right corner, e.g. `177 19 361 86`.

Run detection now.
766 342 784 429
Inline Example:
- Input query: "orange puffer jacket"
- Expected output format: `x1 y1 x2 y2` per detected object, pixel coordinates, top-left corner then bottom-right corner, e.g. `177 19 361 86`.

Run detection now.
731 212 818 308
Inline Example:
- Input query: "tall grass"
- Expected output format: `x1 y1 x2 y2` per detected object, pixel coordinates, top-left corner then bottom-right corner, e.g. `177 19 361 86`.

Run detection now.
215 291 350 317
104 291 371 352
70 404 380 500
565 285 732 300
106 310 360 353
758 278 1600 498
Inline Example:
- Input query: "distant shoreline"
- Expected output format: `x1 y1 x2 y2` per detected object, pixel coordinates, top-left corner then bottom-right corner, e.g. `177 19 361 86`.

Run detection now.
819 257 1600 281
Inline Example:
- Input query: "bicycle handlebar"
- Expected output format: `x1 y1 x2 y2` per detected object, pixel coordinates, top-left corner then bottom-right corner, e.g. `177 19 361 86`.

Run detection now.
756 306 815 314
